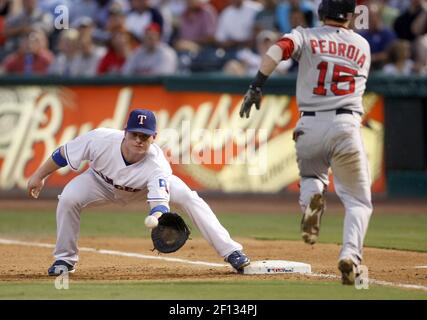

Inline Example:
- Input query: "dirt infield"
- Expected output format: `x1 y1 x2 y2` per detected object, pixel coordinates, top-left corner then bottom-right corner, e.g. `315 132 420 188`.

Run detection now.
1 237 426 289
1 198 426 290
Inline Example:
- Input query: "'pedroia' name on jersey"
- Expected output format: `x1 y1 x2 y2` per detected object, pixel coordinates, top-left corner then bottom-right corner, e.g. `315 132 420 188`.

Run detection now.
310 39 367 68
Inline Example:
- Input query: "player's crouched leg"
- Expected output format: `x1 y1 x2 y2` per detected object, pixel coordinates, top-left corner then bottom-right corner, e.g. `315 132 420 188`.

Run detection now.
51 177 98 273
51 192 84 271
168 175 250 271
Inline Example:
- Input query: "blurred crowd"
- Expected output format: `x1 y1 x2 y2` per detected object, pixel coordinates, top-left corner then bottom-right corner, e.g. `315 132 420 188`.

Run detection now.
0 0 426 77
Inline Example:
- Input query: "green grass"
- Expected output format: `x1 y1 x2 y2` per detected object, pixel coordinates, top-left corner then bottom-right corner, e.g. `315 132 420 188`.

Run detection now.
0 280 426 300
0 210 426 252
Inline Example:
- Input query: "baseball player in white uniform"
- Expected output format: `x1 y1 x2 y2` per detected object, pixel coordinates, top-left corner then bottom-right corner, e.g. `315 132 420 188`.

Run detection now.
27 109 250 275
239 0 372 285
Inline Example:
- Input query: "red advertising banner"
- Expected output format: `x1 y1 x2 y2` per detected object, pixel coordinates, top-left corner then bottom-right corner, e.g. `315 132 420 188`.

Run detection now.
0 85 385 194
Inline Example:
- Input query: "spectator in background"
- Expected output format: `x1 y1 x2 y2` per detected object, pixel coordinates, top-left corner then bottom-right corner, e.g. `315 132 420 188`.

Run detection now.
105 2 127 33
276 0 315 34
48 28 80 76
125 0 164 43
69 0 98 24
187 0 262 72
92 2 128 46
394 0 427 75
383 39 415 75
394 0 427 41
360 3 397 70
70 0 129 29
72 17 106 76
289 7 309 29
215 0 263 51
4 0 53 54
93 0 126 30
97 30 131 74
72 16 95 39
1 28 54 75
374 0 400 29
149 0 174 43
122 22 177 75
223 29 292 76
211 0 229 13
152 0 187 19
414 35 427 73
151 0 188 41
174 0 218 54
387 0 411 12
0 0 11 49
411 0 427 38
37 0 71 52
38 0 71 15
253 0 280 35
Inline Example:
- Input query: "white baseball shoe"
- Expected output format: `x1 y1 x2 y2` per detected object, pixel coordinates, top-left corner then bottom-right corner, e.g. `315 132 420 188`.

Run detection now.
301 193 325 245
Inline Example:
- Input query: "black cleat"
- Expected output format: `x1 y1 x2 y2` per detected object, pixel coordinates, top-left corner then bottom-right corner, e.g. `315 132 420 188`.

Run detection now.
225 251 251 271
48 260 75 276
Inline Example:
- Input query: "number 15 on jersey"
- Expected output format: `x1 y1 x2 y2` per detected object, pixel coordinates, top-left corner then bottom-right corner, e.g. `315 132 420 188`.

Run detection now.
313 61 358 96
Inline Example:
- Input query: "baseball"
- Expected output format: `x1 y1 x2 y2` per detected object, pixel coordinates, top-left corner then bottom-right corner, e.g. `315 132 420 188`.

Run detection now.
145 215 159 228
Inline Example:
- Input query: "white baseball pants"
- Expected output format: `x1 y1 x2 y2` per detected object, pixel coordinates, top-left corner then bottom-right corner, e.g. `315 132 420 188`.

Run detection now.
53 170 242 265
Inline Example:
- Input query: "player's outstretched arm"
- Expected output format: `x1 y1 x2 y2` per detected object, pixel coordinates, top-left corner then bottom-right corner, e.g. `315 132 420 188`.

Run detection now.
27 146 66 199
240 36 296 118
239 48 281 119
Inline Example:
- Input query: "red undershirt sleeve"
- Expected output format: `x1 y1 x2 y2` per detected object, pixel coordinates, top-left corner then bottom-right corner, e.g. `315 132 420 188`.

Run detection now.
275 37 295 60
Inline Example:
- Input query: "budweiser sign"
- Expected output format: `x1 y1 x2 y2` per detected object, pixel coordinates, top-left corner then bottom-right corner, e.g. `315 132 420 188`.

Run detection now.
0 85 385 193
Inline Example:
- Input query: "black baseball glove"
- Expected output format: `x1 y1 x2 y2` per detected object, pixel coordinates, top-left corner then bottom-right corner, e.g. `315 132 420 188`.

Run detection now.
151 212 191 253
239 85 262 118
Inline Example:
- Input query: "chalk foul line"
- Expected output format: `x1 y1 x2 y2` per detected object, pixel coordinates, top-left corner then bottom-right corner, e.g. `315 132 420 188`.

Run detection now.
0 238 227 267
1 238 426 292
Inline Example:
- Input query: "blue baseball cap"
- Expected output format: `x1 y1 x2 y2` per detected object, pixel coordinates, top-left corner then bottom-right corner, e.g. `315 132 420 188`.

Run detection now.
125 109 157 136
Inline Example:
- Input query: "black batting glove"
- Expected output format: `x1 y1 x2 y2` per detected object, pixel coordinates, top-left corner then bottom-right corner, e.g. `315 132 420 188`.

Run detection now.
239 85 262 119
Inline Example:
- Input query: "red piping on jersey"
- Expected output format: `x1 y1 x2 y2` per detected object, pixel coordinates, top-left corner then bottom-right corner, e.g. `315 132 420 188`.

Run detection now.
275 37 295 60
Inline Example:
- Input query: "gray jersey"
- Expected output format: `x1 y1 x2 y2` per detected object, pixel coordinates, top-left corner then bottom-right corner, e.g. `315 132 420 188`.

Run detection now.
284 26 371 113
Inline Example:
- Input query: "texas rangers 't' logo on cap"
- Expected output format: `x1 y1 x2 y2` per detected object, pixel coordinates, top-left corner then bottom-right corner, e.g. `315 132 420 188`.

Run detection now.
125 109 157 136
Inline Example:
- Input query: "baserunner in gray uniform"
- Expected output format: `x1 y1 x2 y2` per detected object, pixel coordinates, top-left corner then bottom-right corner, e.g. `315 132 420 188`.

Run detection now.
239 0 372 285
